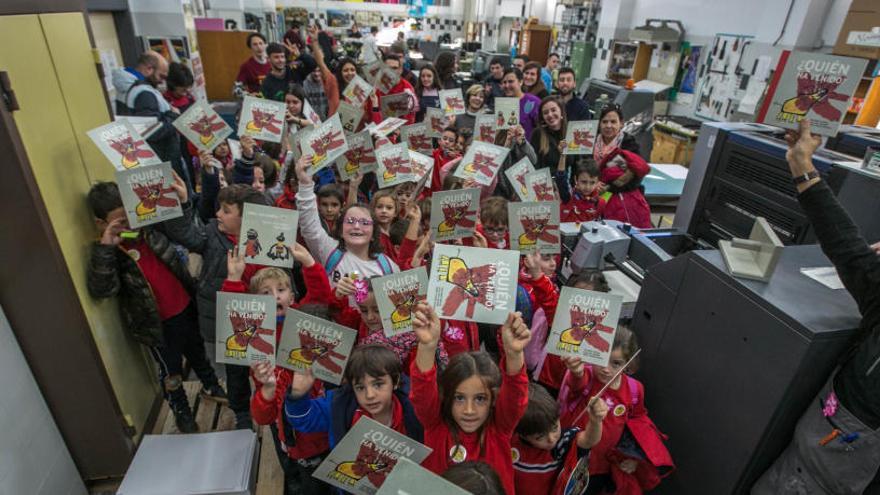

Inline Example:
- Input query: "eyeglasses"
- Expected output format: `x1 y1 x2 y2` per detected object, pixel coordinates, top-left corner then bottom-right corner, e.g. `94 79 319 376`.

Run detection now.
344 217 374 227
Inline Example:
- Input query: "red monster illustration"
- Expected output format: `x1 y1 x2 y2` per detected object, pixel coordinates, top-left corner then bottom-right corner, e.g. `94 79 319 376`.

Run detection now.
245 107 282 135
189 113 227 146
533 181 556 201
243 228 262 258
332 441 397 487
378 73 395 92
132 180 178 218
388 287 425 328
517 216 559 248
408 133 432 153
225 312 274 355
110 135 156 169
310 128 346 167
558 306 614 352
385 97 412 116
478 124 495 143
463 152 498 178
287 331 346 374
429 115 446 134
437 202 476 235
382 154 412 182
437 255 497 319
342 145 375 176
514 171 529 197
348 83 368 104
780 72 849 121
569 128 596 150
444 95 465 113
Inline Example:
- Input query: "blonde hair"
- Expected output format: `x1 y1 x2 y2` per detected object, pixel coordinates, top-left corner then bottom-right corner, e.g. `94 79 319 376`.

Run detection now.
249 267 291 293
480 196 508 225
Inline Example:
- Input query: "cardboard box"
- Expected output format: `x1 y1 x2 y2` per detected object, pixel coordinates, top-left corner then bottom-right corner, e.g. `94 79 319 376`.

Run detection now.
833 3 880 60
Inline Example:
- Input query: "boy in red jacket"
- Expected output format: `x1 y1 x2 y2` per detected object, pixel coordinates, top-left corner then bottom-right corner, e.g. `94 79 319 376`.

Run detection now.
557 160 605 223
222 244 334 494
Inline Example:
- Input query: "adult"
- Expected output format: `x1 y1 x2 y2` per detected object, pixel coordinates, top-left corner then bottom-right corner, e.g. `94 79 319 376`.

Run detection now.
529 96 577 172
112 51 190 189
313 21 337 64
541 52 559 92
391 31 407 56
282 21 305 52
361 26 382 63
512 54 529 72
333 57 360 99
348 21 362 38
369 54 418 125
522 61 549 99
260 42 317 102
592 103 640 163
235 33 270 96
304 25 340 118
414 64 441 123
555 67 590 121
434 51 459 90
500 67 541 140
453 84 489 134
483 57 505 110
753 119 880 494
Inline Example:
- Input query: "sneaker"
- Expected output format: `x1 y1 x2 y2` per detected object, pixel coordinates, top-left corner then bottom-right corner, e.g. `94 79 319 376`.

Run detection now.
168 388 199 434
199 382 229 404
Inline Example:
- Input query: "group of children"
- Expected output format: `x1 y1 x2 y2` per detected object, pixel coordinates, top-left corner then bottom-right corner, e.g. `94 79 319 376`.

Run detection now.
87 40 672 495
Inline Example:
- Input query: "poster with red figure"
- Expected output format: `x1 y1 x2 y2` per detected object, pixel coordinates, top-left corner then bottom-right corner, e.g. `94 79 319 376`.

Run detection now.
544 287 623 367
508 201 561 254
215 292 276 367
276 308 357 385
238 95 286 143
304 114 350 174
115 162 183 228
88 121 162 171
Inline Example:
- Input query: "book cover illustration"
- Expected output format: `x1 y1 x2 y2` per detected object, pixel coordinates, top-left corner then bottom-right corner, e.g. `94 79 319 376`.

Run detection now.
381 93 415 118
372 267 428 337
277 308 357 385
375 458 469 495
289 125 315 161
408 150 434 185
525 168 558 201
424 107 449 138
116 162 183 228
474 113 497 143
364 61 385 86
172 100 233 152
508 201 561 254
452 140 510 186
399 122 433 156
430 188 480 242
427 244 520 324
87 121 162 171
544 287 622 367
312 417 433 495
439 88 466 116
758 51 869 137
335 130 377 180
303 99 323 125
494 97 520 130
215 292 276 367
375 142 412 188
239 203 299 268
563 120 599 155
367 117 407 138
304 114 349 174
339 101 365 134
238 95 286 143
374 66 402 94
343 74 374 107
505 158 536 201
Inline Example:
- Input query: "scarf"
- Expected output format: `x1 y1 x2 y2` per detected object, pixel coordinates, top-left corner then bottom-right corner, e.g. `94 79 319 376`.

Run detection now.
593 131 624 164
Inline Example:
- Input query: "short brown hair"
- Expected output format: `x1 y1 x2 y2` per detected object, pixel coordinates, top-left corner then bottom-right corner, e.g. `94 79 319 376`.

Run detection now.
344 344 402 387
249 267 291 293
217 184 269 214
516 382 559 437
480 196 508 226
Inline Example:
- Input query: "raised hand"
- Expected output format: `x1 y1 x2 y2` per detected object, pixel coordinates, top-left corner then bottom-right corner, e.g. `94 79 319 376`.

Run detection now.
561 355 585 378
784 118 822 171
240 135 256 159
500 311 531 355
227 246 246 282
289 368 315 400
294 154 313 186
334 276 356 299
523 251 543 280
472 230 488 249
100 217 128 246
412 302 441 347
170 170 188 204
292 242 315 267
588 396 609 422
251 362 277 400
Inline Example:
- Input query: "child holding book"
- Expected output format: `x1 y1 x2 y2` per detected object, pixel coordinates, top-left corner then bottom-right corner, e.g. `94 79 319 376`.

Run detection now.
557 160 605 223
512 382 608 495
478 197 510 249
86 180 226 434
558 326 674 493
221 245 333 494
410 303 531 495
317 184 344 234
369 190 420 268
431 127 462 192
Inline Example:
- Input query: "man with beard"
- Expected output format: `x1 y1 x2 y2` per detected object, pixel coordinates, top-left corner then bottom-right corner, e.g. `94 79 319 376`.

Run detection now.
555 67 590 121
260 42 317 102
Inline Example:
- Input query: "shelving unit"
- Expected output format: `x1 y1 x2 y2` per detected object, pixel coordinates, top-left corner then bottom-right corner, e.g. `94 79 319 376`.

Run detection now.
554 0 600 83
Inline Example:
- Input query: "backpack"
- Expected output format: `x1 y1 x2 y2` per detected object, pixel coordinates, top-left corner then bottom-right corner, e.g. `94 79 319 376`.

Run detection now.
323 247 393 278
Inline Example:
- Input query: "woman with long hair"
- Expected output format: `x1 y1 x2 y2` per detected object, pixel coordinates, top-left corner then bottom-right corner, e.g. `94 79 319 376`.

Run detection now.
522 62 549 99
434 51 459 89
529 96 576 172
414 64 441 122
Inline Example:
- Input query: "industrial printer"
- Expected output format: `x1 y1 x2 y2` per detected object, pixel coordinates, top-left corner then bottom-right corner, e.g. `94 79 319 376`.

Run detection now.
560 120 878 494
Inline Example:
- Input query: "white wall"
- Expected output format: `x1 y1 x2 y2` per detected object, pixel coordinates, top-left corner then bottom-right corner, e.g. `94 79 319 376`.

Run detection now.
0 306 87 495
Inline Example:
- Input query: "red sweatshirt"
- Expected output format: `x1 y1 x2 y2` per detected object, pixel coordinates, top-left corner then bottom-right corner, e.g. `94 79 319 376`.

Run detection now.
431 148 458 192
236 57 271 95
561 190 605 223
369 78 417 125
409 359 529 495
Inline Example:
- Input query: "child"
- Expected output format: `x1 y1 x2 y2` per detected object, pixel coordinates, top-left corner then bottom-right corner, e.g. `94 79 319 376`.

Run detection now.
317 183 344 233
285 344 424 446
371 189 399 255
221 246 333 494
558 326 674 493
442 462 506 495
512 382 608 495
431 127 461 192
86 181 226 433
519 252 561 381
163 182 270 430
557 160 605 223
478 196 510 249
294 155 399 288
598 150 652 229
410 304 532 495
394 181 417 218
275 156 299 210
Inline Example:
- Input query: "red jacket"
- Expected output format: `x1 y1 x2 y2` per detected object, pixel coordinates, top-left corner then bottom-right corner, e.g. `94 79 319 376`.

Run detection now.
369 78 417 125
599 149 652 229
431 148 458 192
410 360 529 495
561 190 605 223
223 263 334 460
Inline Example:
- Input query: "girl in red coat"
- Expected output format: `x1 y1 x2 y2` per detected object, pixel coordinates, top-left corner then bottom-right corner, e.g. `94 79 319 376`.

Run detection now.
558 325 674 494
409 304 532 495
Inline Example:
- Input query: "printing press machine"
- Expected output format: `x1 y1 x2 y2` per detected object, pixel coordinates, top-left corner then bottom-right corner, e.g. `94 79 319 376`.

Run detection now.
558 120 880 494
